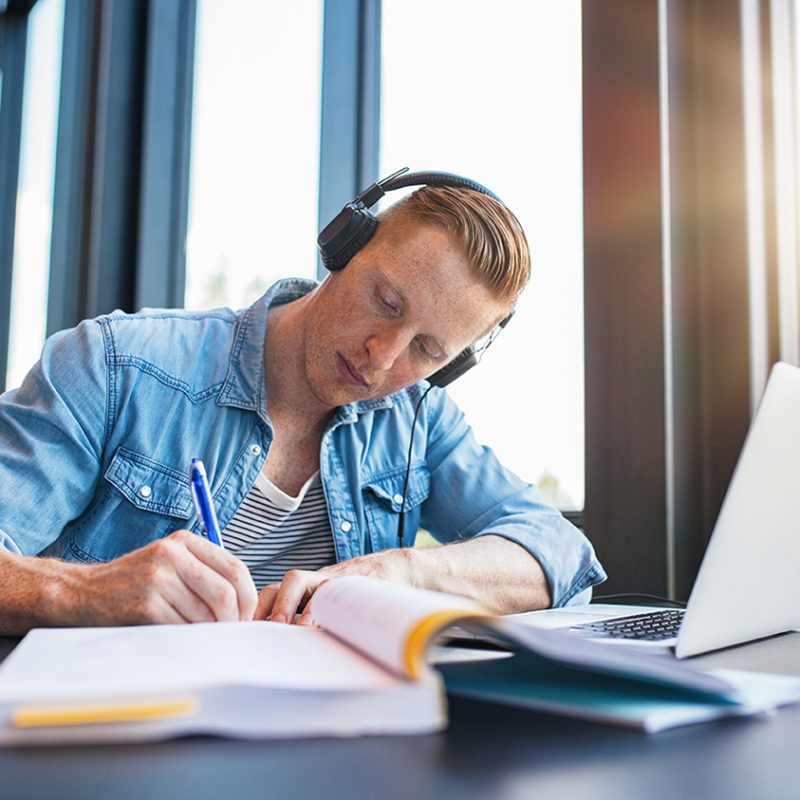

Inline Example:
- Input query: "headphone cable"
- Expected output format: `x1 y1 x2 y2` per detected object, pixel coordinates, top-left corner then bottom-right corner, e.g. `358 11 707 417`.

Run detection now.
397 384 433 548
395 326 508 547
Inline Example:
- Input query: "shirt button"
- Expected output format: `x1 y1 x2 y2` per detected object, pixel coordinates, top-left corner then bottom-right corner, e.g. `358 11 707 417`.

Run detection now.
340 520 352 533
139 485 152 499
393 493 404 505
249 444 261 456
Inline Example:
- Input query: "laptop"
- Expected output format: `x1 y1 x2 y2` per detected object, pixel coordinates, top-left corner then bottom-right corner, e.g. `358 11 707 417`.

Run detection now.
514 361 800 659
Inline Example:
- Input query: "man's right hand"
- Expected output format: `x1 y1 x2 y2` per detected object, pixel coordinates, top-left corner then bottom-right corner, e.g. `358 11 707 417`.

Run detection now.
0 530 258 634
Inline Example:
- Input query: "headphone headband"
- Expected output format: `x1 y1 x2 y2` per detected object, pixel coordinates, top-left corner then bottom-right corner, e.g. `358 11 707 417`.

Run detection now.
318 168 504 272
354 168 503 209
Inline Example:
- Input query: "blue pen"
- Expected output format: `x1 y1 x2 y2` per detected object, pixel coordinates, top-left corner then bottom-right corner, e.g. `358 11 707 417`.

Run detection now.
189 458 223 548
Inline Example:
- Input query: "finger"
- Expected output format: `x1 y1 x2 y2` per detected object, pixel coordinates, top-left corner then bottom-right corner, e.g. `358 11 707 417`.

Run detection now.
159 570 216 624
297 608 317 627
158 603 190 624
178 532 258 621
254 584 279 620
172 556 241 622
128 585 191 625
145 598 189 625
269 570 317 624
158 535 243 622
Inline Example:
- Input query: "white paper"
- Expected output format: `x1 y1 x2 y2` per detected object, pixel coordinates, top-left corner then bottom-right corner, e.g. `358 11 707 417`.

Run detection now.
0 621 401 705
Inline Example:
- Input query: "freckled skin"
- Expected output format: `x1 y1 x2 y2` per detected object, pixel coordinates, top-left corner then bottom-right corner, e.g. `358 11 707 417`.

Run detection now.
264 222 508 422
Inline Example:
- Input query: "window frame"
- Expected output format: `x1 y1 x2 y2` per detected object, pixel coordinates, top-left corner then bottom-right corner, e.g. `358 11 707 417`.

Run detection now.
0 0 34 392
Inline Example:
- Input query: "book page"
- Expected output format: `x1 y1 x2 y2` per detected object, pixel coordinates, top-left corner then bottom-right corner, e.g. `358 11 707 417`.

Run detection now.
310 576 492 680
0 621 401 706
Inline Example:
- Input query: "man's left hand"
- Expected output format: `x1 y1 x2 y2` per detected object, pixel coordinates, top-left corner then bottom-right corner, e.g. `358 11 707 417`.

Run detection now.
254 549 414 625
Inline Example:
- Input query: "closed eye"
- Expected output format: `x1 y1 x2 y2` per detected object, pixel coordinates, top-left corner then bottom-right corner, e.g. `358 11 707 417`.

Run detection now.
374 286 401 316
381 296 400 314
414 336 445 361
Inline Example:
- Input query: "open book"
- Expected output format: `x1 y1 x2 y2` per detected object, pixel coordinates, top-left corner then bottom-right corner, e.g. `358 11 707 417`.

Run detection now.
0 576 798 744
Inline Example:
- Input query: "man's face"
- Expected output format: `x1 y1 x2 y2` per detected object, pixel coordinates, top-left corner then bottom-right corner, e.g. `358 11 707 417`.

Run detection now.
300 222 509 408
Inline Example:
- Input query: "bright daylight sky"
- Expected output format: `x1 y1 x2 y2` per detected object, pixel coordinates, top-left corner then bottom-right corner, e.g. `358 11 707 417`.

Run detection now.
10 0 584 508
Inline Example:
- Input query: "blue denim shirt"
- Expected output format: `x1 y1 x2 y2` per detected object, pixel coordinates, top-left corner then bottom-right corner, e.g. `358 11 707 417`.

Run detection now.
0 279 606 606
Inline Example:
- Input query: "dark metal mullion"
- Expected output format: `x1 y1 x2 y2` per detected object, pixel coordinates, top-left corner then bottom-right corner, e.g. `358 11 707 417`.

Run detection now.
135 0 196 311
317 0 381 280
84 0 147 319
47 0 99 337
0 9 29 391
356 0 380 192
4 1 37 14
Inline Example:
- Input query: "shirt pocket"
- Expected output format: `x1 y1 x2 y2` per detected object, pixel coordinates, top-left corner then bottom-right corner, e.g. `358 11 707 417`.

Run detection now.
67 448 195 563
362 463 430 552
104 448 195 518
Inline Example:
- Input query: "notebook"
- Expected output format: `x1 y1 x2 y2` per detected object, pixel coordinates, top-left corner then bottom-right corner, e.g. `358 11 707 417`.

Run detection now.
513 361 800 658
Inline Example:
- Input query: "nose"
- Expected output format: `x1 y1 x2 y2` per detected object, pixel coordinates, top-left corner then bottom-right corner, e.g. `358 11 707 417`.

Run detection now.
365 327 410 372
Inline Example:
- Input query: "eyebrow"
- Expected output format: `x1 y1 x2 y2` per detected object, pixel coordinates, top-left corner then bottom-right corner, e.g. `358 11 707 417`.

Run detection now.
375 272 450 359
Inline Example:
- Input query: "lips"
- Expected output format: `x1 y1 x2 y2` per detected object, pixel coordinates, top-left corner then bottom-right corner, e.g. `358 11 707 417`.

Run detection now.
337 353 369 388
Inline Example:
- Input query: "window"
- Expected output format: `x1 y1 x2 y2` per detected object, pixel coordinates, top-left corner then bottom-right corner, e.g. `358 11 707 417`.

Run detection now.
185 0 323 311
5 0 63 390
380 0 584 509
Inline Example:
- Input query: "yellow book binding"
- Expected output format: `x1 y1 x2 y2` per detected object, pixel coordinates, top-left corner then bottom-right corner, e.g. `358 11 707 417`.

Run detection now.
11 697 198 728
404 609 493 680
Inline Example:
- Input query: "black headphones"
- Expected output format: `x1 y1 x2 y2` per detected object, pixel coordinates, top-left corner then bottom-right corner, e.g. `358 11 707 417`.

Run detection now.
317 168 513 388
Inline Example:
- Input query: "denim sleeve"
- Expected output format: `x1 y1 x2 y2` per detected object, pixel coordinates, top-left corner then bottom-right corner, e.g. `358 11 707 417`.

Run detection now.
0 319 109 555
419 388 606 607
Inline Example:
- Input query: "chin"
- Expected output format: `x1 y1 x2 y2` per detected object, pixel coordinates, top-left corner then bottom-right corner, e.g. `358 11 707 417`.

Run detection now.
305 368 363 408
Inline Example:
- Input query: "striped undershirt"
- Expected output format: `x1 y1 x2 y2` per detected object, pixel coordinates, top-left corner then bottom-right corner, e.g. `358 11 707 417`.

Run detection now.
222 471 336 590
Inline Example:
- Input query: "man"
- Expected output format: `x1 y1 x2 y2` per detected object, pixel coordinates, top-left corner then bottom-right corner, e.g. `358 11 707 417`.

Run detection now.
0 182 605 635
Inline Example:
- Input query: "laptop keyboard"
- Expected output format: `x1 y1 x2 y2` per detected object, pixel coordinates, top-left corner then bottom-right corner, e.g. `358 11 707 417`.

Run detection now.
571 609 685 641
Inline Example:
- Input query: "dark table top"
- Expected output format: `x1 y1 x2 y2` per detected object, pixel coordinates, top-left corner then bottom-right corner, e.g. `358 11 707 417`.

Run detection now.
1 632 799 800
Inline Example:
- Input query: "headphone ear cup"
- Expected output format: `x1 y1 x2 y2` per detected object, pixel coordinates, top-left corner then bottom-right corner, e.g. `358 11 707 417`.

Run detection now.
318 207 379 271
427 348 479 388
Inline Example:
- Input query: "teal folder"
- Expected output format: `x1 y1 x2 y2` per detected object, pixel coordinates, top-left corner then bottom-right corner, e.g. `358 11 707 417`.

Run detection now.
438 649 800 732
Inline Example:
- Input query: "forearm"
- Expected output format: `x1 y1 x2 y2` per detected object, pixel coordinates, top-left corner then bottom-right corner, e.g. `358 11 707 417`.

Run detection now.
258 535 552 623
405 534 552 613
0 550 86 635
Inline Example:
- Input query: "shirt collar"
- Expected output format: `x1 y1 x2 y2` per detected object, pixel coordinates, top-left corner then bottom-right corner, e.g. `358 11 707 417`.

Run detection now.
217 277 395 423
